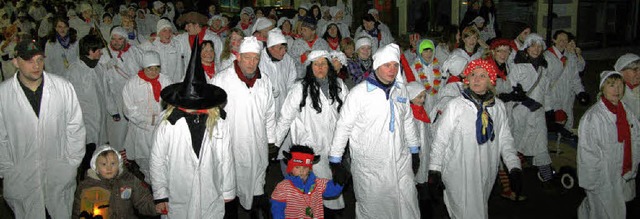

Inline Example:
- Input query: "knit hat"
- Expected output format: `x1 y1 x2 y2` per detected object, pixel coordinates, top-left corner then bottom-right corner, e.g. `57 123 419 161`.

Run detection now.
305 50 330 67
490 38 517 51
614 53 640 72
283 145 320 173
407 81 426 100
599 71 623 89
441 54 468 77
208 15 225 27
156 19 173 33
355 36 372 51
462 59 499 85
79 3 93 13
330 50 348 66
90 145 123 175
251 17 274 34
267 28 287 48
522 33 546 50
299 3 310 11
418 39 435 55
373 43 400 70
142 50 161 68
111 26 127 38
239 36 262 54
153 1 165 10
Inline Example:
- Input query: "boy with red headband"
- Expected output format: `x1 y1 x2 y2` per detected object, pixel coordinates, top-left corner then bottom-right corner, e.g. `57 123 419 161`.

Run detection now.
270 145 347 219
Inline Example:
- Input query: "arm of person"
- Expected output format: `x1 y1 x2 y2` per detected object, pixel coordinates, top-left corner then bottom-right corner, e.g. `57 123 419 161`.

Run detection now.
270 182 288 219
322 180 344 199
71 181 84 219
0 105 13 177
496 102 521 170
131 175 160 216
329 91 360 162
65 84 87 167
402 93 420 153
150 122 170 201
275 84 301 146
428 100 458 172
122 82 153 130
220 121 236 201
577 113 603 191
265 80 277 144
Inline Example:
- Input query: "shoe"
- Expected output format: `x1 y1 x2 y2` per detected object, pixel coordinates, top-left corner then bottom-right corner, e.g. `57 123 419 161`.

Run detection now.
500 191 527 201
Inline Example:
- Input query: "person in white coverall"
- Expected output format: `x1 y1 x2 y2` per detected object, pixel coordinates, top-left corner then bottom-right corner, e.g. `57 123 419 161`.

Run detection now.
275 50 349 214
175 12 224 70
578 71 640 219
151 36 235 218
44 17 79 76
289 17 330 78
614 53 640 120
329 43 421 219
428 59 522 219
139 19 185 83
99 26 143 153
122 50 173 183
0 39 86 218
450 26 485 62
211 36 276 217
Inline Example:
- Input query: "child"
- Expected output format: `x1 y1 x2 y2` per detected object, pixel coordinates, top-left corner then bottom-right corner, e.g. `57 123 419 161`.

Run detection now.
406 81 432 217
271 145 347 219
73 145 158 219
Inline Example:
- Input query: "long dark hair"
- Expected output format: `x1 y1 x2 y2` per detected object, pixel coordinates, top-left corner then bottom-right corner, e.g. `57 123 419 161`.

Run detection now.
322 23 342 41
47 16 77 44
299 58 344 113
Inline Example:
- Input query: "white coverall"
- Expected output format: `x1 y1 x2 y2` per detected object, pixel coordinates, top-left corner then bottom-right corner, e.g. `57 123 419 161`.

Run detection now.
622 85 640 120
150 112 236 218
44 40 79 76
122 73 172 181
329 80 421 219
175 30 224 69
211 66 276 209
139 39 186 82
275 80 349 209
577 100 640 219
450 47 485 62
429 96 521 218
65 60 109 145
0 72 86 218
544 47 586 129
289 37 330 78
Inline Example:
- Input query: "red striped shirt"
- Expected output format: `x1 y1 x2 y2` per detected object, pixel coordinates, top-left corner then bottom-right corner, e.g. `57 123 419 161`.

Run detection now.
271 178 328 219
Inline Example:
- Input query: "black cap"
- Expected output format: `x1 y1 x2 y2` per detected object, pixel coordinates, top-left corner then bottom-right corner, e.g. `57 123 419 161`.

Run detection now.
160 35 227 110
15 39 44 60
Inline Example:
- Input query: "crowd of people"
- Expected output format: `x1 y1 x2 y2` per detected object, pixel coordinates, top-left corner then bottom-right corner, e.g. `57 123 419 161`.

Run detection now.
0 0 639 218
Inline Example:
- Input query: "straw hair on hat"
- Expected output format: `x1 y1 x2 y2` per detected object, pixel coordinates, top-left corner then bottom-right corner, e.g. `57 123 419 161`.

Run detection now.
305 50 330 67
239 36 262 54
267 28 287 48
373 43 400 70
142 50 161 68
614 53 640 72
599 71 623 89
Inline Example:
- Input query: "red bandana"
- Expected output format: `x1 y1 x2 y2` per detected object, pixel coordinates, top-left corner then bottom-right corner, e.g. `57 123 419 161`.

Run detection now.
203 63 216 79
626 81 639 90
240 21 252 30
188 27 207 48
327 37 340 50
447 75 462 84
211 26 229 35
548 47 567 66
410 104 431 123
111 43 131 59
601 96 633 176
234 60 260 88
137 70 161 102
401 53 416 82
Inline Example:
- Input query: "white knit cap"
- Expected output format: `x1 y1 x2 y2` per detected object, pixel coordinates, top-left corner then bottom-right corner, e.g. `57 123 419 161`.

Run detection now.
239 36 262 54
267 28 287 48
241 7 254 17
153 1 165 10
355 36 372 51
156 19 173 33
111 26 127 38
329 7 342 17
142 50 161 68
90 145 123 175
373 43 400 70
330 50 348 66
522 33 546 51
251 17 274 34
277 17 291 27
368 9 379 15
599 71 623 89
305 50 330 67
299 3 310 10
208 15 225 27
441 54 469 77
614 53 640 72
79 3 93 13
406 81 426 100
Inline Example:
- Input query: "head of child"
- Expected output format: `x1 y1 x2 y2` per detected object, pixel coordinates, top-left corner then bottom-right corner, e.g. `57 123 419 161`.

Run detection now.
284 145 320 181
407 82 427 106
91 145 123 180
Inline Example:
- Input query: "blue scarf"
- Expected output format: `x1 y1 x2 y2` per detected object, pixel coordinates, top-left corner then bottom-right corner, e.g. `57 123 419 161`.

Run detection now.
128 31 136 40
365 72 394 100
366 28 379 39
286 172 317 194
461 88 496 144
56 34 70 49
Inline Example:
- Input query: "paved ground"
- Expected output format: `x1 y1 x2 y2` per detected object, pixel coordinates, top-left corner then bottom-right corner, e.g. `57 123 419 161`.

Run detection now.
2 46 640 218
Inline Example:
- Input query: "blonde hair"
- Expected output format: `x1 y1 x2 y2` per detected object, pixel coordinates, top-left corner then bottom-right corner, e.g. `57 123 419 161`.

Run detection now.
598 74 625 97
163 105 222 138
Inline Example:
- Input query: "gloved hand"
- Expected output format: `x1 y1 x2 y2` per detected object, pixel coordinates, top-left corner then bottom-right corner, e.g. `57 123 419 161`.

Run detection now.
512 84 528 102
521 98 542 112
576 92 590 106
412 153 420 175
497 93 514 102
509 168 523 201
428 170 445 203
268 143 278 162
330 162 349 186
112 114 121 121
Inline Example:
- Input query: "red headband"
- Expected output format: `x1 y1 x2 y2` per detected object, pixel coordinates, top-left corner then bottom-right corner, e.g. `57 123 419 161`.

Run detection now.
463 59 499 86
286 152 315 173
490 38 517 51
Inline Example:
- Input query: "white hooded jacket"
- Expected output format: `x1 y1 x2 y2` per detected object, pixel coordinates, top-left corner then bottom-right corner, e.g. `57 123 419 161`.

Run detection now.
0 72 86 219
44 40 79 75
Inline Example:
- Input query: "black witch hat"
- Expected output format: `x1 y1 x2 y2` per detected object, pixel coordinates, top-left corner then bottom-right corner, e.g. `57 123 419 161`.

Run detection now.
160 35 227 109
